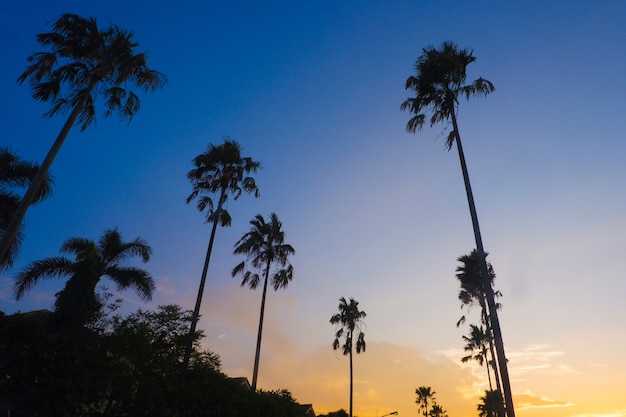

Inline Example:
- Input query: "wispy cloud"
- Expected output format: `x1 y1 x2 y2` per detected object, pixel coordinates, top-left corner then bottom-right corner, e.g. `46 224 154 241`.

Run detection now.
507 344 574 380
515 390 574 410
569 411 626 417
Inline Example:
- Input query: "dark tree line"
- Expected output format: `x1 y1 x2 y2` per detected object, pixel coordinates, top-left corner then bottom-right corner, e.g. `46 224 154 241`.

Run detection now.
0 302 306 417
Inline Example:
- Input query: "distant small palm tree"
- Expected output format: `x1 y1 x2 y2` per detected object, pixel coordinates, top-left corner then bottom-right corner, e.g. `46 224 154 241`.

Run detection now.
415 386 436 417
181 138 260 373
0 13 166 266
430 403 448 417
478 390 505 417
15 228 154 328
0 148 53 270
232 213 294 391
330 297 366 417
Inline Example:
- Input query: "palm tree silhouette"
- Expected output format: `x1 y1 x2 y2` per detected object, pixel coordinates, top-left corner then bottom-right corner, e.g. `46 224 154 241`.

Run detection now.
0 148 53 270
0 14 166 265
456 250 503 394
15 228 154 328
181 139 260 373
478 390 505 417
330 297 366 417
401 41 514 417
462 324 494 390
232 213 294 391
415 386 436 417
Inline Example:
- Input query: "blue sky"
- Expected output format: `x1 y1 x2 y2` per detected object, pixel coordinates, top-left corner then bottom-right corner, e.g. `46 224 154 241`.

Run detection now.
1 1 626 416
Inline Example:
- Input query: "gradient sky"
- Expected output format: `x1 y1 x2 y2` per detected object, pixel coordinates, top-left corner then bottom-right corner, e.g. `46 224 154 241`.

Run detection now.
2 1 626 416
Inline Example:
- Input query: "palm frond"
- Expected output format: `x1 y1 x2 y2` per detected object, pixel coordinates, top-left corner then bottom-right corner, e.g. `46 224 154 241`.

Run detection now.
60 237 93 255
271 265 293 290
106 266 155 301
14 256 73 299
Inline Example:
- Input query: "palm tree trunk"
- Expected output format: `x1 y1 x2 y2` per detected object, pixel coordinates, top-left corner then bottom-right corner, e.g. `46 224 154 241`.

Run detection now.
482 306 503 396
349 331 354 417
0 80 97 265
484 347 494 391
181 218 219 374
450 109 515 417
251 263 271 391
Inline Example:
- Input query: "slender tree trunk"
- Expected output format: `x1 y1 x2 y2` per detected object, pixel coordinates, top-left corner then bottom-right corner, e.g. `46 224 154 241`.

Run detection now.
349 331 354 417
0 80 96 265
484 346 494 391
251 263 270 391
450 109 515 417
482 305 503 396
181 218 219 374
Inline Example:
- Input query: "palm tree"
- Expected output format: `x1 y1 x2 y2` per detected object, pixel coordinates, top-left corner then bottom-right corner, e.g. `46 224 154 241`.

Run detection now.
430 403 448 417
181 139 260 373
330 297 367 417
14 228 154 328
0 149 53 271
456 250 502 394
456 250 501 327
0 14 166 266
461 324 494 391
401 41 514 417
232 213 294 391
415 386 436 417
478 390 505 417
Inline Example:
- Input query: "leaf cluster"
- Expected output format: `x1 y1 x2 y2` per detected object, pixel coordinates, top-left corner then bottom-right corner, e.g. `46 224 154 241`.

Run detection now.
17 13 166 130
330 297 367 356
400 41 494 149
0 149 53 270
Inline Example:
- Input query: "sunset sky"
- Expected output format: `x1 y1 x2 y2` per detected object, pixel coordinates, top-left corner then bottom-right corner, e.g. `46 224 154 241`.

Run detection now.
1 1 626 416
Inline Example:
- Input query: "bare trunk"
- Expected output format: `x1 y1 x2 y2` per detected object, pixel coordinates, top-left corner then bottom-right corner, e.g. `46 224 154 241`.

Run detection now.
482 306 503 396
251 262 271 391
450 109 515 417
181 218 219 374
0 80 97 265
349 331 354 417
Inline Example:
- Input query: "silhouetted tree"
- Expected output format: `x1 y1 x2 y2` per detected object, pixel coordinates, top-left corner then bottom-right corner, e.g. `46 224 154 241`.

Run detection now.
182 138 260 373
430 403 448 417
0 13 166 266
15 228 154 329
415 386 436 417
462 324 494 390
330 297 366 417
401 41 514 417
456 250 503 394
0 148 53 270
478 390 505 417
232 213 294 391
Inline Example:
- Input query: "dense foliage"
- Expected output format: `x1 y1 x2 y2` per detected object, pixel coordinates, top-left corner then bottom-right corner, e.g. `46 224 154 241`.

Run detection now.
0 303 306 417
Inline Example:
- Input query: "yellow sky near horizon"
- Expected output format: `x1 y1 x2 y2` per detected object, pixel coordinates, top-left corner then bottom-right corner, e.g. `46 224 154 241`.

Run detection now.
149 281 626 417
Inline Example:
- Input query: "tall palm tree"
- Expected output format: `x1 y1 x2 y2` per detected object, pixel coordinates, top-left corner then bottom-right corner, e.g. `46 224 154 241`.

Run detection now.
15 228 154 328
232 213 294 391
456 250 503 395
330 297 367 417
0 13 166 266
181 139 260 373
415 386 436 417
461 324 494 391
401 41 514 417
0 148 53 270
